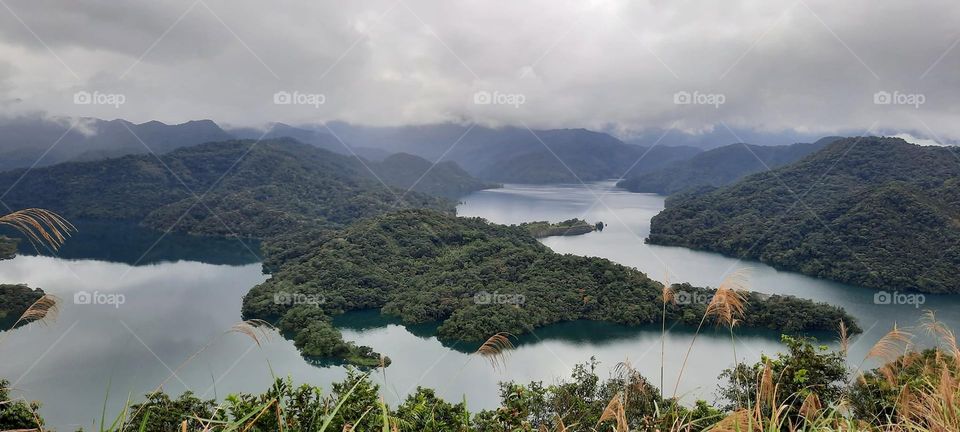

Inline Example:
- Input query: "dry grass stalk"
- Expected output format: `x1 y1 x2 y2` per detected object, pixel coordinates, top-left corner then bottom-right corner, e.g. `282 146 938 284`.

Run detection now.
921 310 960 360
759 359 775 405
11 294 60 329
475 332 514 370
838 320 850 355
230 319 276 347
798 393 822 420
706 270 749 328
0 208 75 252
661 275 674 306
867 324 914 364
597 392 628 432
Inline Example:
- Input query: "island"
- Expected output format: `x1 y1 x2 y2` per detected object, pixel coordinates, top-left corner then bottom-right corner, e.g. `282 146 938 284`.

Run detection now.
244 210 860 366
519 218 603 238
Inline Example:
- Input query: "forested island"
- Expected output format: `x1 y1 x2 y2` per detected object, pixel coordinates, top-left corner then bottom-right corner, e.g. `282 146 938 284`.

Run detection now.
244 210 859 365
518 218 602 238
648 137 960 294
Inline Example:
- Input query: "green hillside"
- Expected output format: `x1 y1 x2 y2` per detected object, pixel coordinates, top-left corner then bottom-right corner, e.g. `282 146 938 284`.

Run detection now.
648 137 960 293
0 139 455 238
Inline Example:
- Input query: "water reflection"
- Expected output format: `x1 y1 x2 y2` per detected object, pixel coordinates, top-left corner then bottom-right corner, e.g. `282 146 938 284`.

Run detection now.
2 219 261 266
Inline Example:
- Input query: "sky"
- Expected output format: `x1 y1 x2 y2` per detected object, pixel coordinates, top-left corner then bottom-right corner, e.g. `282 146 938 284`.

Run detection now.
0 0 958 142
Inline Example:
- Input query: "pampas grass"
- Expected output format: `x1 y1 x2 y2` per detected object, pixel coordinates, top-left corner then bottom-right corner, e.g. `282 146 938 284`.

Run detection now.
597 392 628 432
867 324 913 364
475 332 514 371
12 294 60 329
672 268 751 399
0 208 74 252
660 275 674 399
230 319 276 347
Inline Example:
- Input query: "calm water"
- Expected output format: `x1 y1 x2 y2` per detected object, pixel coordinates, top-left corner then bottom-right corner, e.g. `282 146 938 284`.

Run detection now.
1 182 957 430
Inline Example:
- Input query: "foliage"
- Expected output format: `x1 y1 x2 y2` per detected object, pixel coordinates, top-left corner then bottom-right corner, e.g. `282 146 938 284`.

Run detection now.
125 391 220 431
670 284 862 334
278 306 388 367
648 137 960 293
244 209 858 364
717 335 848 421
617 138 837 195
850 348 959 428
395 387 471 431
0 379 43 430
0 284 44 327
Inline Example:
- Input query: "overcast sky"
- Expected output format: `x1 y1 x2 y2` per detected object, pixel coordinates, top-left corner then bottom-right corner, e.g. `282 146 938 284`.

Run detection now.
1 0 958 141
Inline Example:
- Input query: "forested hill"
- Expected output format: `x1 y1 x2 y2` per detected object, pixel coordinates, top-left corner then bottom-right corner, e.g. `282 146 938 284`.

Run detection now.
648 136 960 294
0 139 454 238
369 153 499 199
617 137 841 195
243 209 858 365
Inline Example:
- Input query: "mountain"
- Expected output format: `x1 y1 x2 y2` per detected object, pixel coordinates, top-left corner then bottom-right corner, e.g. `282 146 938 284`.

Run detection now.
369 153 499 199
648 137 960 294
617 137 842 194
0 115 233 171
243 209 858 364
323 122 702 183
226 123 391 161
0 139 453 239
624 127 829 150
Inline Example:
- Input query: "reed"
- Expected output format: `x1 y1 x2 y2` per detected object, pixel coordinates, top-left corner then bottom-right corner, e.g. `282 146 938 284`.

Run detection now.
475 332 515 371
0 208 75 252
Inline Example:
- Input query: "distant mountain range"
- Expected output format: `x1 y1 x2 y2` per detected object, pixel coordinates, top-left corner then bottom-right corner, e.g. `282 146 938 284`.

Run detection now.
2 117 703 184
323 122 702 183
648 136 960 294
617 137 842 195
0 115 232 171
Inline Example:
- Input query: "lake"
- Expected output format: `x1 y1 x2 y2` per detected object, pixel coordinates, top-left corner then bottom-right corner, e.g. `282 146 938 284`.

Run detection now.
1 182 956 430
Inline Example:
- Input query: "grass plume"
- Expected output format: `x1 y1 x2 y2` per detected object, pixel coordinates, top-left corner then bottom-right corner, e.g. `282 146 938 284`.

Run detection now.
0 208 75 252
475 332 515 371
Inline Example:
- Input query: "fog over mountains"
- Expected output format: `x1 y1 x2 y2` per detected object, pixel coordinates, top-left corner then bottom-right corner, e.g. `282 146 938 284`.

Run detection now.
2 1 959 143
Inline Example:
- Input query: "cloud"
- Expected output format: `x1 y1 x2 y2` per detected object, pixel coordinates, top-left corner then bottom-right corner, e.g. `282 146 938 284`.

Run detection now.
0 0 958 141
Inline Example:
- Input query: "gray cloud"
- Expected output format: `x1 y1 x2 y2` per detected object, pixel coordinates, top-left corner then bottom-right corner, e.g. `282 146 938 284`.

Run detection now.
0 0 958 141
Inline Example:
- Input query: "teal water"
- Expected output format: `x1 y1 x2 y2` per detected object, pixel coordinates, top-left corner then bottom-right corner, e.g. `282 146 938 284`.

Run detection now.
1 183 956 430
